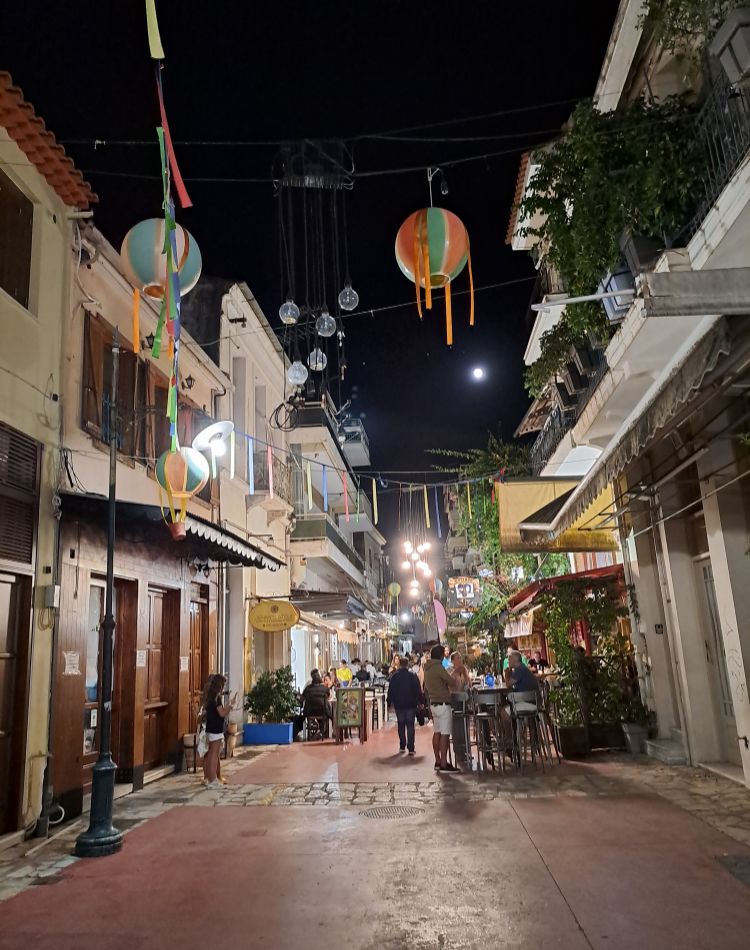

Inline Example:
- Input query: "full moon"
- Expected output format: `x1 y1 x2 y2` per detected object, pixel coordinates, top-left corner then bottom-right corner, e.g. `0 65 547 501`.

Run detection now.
472 367 485 380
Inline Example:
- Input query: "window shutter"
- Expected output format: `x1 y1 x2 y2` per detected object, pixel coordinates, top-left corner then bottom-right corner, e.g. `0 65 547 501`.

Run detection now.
0 421 39 564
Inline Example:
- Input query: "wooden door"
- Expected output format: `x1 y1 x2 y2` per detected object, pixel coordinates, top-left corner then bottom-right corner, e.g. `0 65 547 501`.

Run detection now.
0 573 23 832
188 599 206 733
143 589 167 770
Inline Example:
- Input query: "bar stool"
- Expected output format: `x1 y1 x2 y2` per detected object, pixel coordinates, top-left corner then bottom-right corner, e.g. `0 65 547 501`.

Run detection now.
474 692 510 772
451 691 474 771
508 691 546 773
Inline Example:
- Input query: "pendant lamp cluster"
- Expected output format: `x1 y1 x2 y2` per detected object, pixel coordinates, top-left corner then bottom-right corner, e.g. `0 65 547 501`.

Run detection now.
401 538 433 599
274 142 359 394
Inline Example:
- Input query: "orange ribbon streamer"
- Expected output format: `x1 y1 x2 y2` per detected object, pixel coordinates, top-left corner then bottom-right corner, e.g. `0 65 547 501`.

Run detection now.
467 245 475 327
445 282 453 346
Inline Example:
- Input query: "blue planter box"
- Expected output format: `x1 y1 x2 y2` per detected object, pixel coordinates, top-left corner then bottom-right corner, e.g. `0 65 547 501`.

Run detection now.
243 722 293 745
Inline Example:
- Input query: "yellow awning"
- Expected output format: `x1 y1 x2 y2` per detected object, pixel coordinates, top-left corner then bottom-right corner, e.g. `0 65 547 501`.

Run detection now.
497 478 618 553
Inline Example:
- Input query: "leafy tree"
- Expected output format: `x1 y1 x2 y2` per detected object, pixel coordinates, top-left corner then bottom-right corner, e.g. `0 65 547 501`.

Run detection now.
644 0 741 54
519 96 703 393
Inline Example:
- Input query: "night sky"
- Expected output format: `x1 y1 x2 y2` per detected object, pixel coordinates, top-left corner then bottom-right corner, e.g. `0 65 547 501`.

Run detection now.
1 0 619 538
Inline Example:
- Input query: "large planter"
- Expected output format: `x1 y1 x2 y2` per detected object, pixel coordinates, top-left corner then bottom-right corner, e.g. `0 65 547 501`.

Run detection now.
589 721 625 750
552 720 590 758
621 722 647 755
243 722 293 745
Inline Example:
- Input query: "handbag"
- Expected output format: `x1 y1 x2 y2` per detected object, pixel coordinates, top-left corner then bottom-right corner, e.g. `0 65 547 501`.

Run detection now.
197 725 208 758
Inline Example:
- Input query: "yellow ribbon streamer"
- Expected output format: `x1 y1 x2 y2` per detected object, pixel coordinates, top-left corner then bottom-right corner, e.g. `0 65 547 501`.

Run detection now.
372 477 379 525
306 461 313 511
145 0 165 59
423 484 430 529
229 430 235 480
467 482 472 518
132 288 140 353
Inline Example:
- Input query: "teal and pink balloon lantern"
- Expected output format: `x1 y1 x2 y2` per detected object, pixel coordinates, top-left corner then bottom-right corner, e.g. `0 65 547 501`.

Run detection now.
121 218 202 300
155 447 210 539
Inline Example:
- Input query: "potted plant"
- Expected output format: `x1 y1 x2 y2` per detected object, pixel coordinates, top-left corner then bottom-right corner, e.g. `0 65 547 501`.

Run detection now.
621 696 649 754
243 665 298 745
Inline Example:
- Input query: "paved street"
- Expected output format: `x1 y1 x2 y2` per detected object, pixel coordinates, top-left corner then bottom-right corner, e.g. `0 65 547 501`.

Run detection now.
1 724 750 949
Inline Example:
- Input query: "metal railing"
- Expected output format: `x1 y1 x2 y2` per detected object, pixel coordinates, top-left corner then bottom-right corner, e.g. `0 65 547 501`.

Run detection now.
687 76 750 240
252 451 292 505
291 513 365 573
340 418 370 453
530 350 609 475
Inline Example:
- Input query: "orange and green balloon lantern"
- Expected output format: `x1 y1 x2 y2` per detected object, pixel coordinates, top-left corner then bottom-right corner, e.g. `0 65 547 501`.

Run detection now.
156 447 210 538
395 207 474 345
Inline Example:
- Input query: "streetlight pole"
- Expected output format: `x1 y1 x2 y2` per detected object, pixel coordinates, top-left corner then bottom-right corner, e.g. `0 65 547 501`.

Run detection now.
75 333 124 858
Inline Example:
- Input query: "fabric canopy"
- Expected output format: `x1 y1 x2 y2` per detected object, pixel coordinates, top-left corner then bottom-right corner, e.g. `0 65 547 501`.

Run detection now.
497 479 618 553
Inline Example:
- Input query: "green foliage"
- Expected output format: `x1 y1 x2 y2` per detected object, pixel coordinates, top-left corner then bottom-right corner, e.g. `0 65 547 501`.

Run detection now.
539 577 630 727
244 665 298 723
520 95 703 394
644 0 740 53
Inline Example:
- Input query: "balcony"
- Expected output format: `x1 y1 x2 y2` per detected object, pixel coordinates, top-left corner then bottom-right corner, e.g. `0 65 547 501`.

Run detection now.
291 513 365 580
687 76 750 242
248 451 292 507
339 418 370 467
530 349 609 475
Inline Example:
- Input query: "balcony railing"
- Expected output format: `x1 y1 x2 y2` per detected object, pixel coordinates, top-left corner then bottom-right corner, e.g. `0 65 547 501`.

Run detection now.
687 76 750 240
340 418 370 453
291 513 365 574
252 451 292 505
530 349 609 475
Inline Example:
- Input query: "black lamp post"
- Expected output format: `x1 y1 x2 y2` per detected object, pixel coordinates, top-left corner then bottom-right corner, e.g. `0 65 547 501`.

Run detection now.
75 333 124 857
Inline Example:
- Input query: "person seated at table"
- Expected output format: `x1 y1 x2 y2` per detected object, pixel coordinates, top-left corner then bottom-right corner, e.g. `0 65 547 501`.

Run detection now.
503 651 539 713
337 659 353 686
301 669 333 737
533 649 548 671
502 642 530 672
365 660 379 682
324 672 336 693
528 657 539 673
353 658 371 684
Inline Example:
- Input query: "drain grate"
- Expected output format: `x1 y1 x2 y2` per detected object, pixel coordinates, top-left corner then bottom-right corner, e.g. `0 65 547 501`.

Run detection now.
359 805 424 819
717 854 750 887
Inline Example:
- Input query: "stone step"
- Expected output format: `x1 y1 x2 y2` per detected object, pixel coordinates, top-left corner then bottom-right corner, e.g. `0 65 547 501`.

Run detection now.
645 738 687 766
670 726 684 744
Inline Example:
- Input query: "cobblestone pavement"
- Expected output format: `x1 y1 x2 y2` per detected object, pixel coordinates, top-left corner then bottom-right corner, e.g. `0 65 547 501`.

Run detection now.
2 746 750 905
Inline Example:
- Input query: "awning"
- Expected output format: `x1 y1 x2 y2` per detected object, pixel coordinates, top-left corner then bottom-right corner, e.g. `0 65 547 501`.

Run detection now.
59 492 283 570
290 589 367 618
497 479 618 553
541 316 732 538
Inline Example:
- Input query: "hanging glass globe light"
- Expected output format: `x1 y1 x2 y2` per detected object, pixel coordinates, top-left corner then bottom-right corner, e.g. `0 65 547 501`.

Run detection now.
287 360 309 386
279 298 300 325
338 282 359 312
315 310 336 338
308 347 327 372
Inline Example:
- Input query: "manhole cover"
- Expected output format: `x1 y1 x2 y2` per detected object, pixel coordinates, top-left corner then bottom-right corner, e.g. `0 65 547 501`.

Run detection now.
359 805 424 819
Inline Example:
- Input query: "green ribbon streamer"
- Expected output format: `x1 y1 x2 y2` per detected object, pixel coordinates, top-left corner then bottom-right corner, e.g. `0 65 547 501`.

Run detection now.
152 298 166 358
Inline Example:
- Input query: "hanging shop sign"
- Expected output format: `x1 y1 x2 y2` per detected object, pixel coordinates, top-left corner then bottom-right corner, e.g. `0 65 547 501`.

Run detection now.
249 600 300 632
447 576 482 612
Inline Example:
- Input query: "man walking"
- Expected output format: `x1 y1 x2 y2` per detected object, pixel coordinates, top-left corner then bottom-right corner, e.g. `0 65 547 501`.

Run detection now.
423 644 458 771
387 656 421 754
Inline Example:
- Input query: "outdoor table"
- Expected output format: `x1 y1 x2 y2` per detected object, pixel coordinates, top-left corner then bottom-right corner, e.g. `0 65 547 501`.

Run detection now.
365 687 386 730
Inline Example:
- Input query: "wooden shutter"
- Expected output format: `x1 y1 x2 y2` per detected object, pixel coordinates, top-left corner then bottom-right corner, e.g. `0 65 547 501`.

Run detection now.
0 421 39 564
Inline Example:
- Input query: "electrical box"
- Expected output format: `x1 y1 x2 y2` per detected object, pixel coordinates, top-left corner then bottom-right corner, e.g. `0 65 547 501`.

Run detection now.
43 585 61 609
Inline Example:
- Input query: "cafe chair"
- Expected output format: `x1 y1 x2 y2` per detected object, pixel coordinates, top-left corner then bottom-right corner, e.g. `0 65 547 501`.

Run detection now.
508 690 548 773
304 713 328 742
473 691 512 773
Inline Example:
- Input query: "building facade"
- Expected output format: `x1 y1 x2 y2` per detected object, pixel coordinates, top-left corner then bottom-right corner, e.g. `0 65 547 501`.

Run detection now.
507 1 750 784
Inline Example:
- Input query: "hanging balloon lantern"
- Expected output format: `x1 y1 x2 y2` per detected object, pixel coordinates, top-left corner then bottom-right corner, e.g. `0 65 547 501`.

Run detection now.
155 447 210 539
395 207 474 346
387 582 402 598
121 218 202 299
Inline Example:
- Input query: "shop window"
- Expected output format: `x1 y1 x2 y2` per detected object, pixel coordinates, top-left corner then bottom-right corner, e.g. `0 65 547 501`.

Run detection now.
0 168 33 309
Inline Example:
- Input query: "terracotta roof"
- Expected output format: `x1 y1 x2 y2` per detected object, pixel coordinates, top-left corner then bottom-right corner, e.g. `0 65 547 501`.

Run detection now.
504 151 530 245
0 72 97 208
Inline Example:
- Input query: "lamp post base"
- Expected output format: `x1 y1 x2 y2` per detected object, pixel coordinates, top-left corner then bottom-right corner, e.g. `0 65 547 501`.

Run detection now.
74 755 123 858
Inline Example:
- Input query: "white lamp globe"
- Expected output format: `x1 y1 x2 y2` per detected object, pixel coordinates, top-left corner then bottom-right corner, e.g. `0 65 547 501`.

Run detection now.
308 348 327 372
287 360 309 386
338 282 359 312
279 299 300 325
315 310 336 338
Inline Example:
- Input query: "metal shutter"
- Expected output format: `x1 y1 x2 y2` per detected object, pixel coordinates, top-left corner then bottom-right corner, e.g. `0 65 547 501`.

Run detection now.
0 421 40 564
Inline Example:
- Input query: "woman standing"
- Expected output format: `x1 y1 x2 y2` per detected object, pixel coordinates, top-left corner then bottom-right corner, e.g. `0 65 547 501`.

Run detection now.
201 674 235 789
